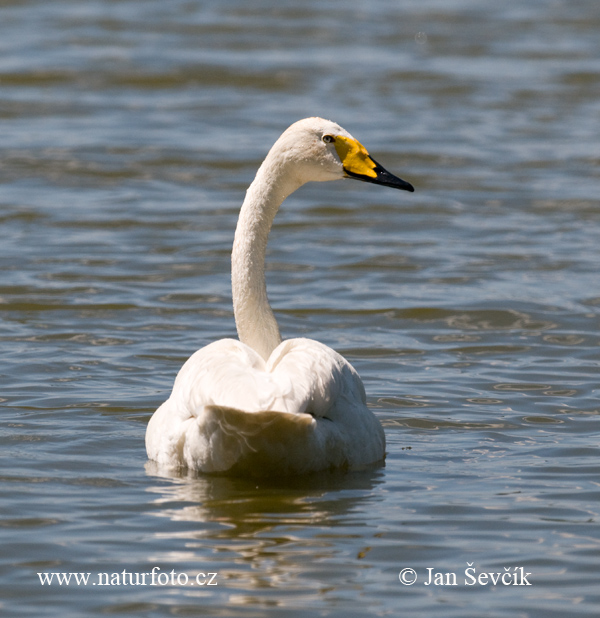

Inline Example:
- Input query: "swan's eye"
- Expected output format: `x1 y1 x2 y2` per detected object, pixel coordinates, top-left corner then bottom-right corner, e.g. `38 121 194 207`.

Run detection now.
322 135 335 144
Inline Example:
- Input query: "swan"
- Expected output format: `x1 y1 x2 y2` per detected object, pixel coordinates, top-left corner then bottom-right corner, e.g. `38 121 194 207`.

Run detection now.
146 117 414 476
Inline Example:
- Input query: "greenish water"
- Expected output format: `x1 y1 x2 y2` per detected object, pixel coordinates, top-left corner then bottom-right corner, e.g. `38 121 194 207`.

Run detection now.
1 1 599 616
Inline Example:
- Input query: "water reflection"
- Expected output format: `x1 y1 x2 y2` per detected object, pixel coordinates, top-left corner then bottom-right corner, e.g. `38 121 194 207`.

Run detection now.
143 463 386 603
145 461 384 529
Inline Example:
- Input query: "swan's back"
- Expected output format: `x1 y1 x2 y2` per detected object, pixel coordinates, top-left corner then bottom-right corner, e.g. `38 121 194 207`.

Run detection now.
146 338 385 476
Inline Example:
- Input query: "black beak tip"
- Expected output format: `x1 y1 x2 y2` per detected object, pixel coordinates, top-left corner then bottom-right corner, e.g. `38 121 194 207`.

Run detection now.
373 164 415 192
401 180 415 193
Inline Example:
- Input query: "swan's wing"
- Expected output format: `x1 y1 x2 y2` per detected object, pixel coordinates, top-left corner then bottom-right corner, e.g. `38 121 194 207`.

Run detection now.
267 338 385 468
161 338 303 413
267 337 367 418
146 338 310 467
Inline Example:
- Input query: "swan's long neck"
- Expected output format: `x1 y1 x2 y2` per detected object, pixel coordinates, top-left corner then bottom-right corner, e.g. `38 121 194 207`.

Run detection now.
232 153 302 361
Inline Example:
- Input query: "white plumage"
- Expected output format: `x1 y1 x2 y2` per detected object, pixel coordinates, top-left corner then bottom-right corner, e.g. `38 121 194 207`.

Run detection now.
146 117 414 476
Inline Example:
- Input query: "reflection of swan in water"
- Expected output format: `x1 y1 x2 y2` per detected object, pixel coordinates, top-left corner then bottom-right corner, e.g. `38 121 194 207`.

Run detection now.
146 461 384 530
146 118 414 476
144 463 385 596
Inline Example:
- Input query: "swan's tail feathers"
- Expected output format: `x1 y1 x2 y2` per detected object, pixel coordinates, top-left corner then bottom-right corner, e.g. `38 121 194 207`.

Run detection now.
188 405 324 477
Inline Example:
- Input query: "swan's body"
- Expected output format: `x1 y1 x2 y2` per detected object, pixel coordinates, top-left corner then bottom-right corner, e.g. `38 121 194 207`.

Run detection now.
146 117 414 476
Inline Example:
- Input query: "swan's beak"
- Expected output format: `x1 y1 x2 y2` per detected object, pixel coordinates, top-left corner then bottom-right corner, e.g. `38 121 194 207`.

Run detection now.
334 136 415 192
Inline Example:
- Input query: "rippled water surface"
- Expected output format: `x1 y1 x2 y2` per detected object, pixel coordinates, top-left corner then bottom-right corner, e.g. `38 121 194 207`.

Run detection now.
1 1 599 616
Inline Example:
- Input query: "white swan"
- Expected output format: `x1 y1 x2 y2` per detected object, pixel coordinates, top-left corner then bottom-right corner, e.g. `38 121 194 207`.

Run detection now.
146 117 414 476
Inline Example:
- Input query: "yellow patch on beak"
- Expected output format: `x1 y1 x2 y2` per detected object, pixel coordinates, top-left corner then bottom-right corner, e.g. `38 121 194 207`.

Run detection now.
333 136 378 179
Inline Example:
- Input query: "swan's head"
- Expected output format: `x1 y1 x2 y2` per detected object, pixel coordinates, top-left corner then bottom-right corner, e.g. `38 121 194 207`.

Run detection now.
267 117 414 193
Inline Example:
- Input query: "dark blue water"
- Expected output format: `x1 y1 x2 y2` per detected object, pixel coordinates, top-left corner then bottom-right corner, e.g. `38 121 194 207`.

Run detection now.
1 1 599 616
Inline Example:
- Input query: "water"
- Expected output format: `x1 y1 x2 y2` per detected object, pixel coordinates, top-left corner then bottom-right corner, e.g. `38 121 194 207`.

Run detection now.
1 0 599 616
